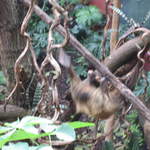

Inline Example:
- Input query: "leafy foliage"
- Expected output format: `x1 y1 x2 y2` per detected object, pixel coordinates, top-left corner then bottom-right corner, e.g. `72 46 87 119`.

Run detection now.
134 72 150 100
59 0 80 6
0 71 6 100
2 142 53 150
75 6 102 27
0 116 94 149
68 5 104 77
102 141 115 150
126 111 144 150
113 111 144 150
0 71 6 85
29 18 49 55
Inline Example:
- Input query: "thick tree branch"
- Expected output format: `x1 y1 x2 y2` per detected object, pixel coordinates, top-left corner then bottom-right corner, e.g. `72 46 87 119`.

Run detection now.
104 37 143 72
21 0 150 121
0 105 28 121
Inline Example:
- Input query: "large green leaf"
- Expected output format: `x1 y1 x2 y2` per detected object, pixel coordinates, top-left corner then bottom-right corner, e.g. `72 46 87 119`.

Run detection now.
68 121 95 129
0 129 16 148
2 142 54 150
0 127 13 135
55 123 75 141
40 123 58 133
2 142 29 150
20 116 53 126
0 129 50 148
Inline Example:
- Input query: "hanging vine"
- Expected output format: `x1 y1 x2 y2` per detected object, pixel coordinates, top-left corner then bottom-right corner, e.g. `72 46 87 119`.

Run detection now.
5 0 70 122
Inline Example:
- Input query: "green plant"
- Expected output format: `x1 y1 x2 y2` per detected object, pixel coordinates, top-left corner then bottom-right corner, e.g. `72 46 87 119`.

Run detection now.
0 71 6 85
126 111 144 149
134 72 150 100
75 6 102 27
2 142 53 150
0 116 94 149
102 141 115 150
68 5 104 77
59 0 80 6
29 18 49 55
113 111 144 150
0 71 6 100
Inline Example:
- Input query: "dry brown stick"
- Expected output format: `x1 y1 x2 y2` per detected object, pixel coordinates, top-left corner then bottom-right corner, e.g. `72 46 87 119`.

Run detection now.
110 0 121 51
21 0 150 121
101 1 111 60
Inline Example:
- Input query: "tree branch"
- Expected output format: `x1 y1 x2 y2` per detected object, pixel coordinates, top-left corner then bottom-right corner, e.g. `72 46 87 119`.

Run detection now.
22 0 145 72
104 37 143 72
110 0 121 51
0 105 28 121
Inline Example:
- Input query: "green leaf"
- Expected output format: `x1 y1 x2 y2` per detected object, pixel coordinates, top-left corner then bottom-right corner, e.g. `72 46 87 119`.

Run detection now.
0 129 16 148
5 117 50 133
20 116 53 126
0 126 13 134
76 8 90 26
147 86 150 97
21 125 38 135
0 71 6 85
2 143 54 150
8 129 48 141
29 146 38 150
75 6 102 26
2 142 29 150
102 141 115 150
71 25 80 34
29 145 53 150
55 123 75 141
68 121 95 129
0 129 50 148
5 120 20 128
36 145 53 150
60 0 80 6
40 124 58 133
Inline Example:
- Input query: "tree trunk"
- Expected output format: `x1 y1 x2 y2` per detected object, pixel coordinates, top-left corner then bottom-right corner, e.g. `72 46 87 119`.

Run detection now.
0 0 32 108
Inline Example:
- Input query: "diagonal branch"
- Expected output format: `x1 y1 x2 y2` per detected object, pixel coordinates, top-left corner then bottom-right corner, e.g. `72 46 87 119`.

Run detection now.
22 0 145 72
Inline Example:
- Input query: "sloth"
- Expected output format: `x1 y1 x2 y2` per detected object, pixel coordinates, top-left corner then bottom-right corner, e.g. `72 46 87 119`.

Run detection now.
59 49 122 119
